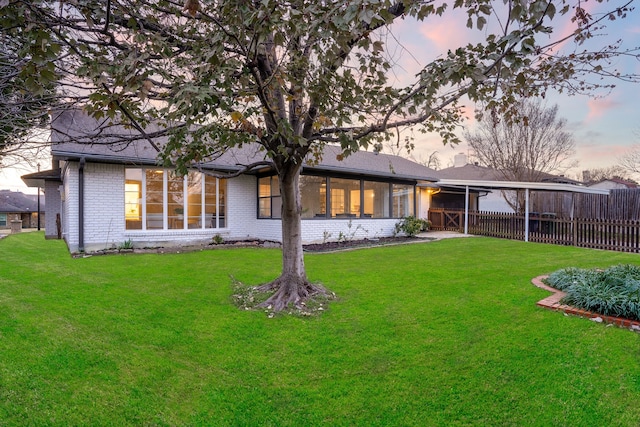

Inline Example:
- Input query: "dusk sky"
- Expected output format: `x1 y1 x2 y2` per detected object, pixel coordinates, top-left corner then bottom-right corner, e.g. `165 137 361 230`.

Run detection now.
390 1 640 175
2 1 639 193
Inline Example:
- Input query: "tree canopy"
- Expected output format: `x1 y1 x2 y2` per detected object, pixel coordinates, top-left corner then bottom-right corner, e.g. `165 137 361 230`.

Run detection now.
2 0 639 311
464 98 576 182
0 30 55 167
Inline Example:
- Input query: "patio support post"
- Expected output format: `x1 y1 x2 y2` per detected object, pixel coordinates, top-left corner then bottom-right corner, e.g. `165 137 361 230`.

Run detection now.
464 185 469 235
524 189 530 242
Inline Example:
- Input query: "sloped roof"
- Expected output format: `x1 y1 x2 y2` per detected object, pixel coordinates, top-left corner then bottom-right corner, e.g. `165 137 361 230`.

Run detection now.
435 163 500 180
434 162 581 185
21 169 62 188
590 178 638 189
0 190 44 213
50 109 438 182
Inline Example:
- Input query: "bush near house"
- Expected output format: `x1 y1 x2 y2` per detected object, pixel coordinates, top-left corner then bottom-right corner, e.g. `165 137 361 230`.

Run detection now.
394 216 430 237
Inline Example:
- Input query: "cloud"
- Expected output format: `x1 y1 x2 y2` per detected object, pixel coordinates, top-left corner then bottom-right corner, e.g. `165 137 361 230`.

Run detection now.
418 20 470 53
586 97 621 121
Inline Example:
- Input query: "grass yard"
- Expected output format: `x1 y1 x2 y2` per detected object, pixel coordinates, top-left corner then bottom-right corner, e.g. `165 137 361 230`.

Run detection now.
1 232 640 426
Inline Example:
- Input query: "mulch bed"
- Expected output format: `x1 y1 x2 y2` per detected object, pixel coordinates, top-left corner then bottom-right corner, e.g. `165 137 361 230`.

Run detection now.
79 236 433 257
303 236 432 252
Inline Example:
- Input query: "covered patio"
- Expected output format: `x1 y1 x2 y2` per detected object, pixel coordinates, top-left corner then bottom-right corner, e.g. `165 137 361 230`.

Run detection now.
433 179 610 243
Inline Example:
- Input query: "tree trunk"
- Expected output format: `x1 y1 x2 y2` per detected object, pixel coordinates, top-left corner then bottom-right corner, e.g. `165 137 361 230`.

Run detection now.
257 162 329 312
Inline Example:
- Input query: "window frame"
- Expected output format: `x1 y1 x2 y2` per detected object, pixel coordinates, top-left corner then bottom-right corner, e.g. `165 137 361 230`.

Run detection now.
257 172 416 220
125 168 226 231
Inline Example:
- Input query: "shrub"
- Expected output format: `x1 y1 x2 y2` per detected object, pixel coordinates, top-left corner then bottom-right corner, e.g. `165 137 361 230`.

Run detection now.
394 216 430 237
545 264 640 320
545 267 594 291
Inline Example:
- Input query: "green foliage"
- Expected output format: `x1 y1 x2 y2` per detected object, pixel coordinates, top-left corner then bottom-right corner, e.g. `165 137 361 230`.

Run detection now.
546 264 640 320
394 216 430 237
2 0 633 165
118 239 134 250
212 233 224 245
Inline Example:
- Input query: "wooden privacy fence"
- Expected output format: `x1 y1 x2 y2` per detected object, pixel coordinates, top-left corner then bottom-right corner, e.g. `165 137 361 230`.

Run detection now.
428 208 640 253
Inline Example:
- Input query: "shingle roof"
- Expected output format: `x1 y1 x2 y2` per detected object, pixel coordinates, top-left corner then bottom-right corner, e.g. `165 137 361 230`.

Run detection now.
434 163 580 185
0 191 44 213
435 163 500 180
50 109 438 182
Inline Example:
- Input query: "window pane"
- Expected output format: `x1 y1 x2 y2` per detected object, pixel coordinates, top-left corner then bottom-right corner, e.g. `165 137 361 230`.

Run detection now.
204 175 217 228
330 178 360 218
258 176 271 218
168 171 185 230
393 184 414 218
300 175 327 218
259 176 271 198
146 170 164 229
186 172 202 229
219 179 226 227
363 181 390 218
271 196 282 219
125 169 142 230
258 176 280 219
0 213 6 227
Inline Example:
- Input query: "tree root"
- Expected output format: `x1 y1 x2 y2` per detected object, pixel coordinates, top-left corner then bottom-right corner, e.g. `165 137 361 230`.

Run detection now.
256 276 334 313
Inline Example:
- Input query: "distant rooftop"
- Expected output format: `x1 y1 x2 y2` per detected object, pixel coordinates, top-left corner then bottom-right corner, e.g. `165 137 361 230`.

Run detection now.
0 190 44 213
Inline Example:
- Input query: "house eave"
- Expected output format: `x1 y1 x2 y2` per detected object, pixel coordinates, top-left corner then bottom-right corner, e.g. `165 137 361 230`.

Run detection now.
305 164 438 182
437 179 610 195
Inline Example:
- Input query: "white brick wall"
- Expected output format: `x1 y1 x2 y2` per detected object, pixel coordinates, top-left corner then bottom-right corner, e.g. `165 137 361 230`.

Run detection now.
254 218 401 244
61 161 77 250
60 161 403 252
254 219 283 242
225 174 258 240
300 218 399 243
83 162 126 251
44 181 61 238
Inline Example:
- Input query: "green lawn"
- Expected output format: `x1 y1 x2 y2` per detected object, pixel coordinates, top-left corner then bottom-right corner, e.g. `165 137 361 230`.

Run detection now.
1 232 640 426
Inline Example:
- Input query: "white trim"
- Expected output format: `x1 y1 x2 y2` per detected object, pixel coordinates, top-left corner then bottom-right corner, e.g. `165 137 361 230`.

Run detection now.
437 179 610 195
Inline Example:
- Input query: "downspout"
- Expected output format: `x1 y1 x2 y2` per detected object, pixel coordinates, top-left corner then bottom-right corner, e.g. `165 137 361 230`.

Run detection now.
79 157 85 252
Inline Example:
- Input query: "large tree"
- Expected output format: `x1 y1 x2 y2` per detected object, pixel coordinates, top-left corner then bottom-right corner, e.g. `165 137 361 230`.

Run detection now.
464 98 576 210
580 165 637 184
620 141 640 177
2 0 639 311
0 30 56 168
465 98 576 180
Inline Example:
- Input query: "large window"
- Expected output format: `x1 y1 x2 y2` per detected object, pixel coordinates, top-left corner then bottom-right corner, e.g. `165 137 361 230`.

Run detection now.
125 168 226 230
0 213 6 227
259 174 414 219
330 178 360 218
258 176 281 219
363 180 390 218
300 175 326 218
393 184 414 218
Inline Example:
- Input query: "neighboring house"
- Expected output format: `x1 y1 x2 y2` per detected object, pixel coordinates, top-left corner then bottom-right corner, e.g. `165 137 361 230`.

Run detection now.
587 178 638 190
0 190 45 230
23 109 439 253
434 153 581 214
434 160 499 211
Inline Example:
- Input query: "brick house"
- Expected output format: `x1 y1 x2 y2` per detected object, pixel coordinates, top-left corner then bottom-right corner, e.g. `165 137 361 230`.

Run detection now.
0 190 44 231
24 110 439 253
